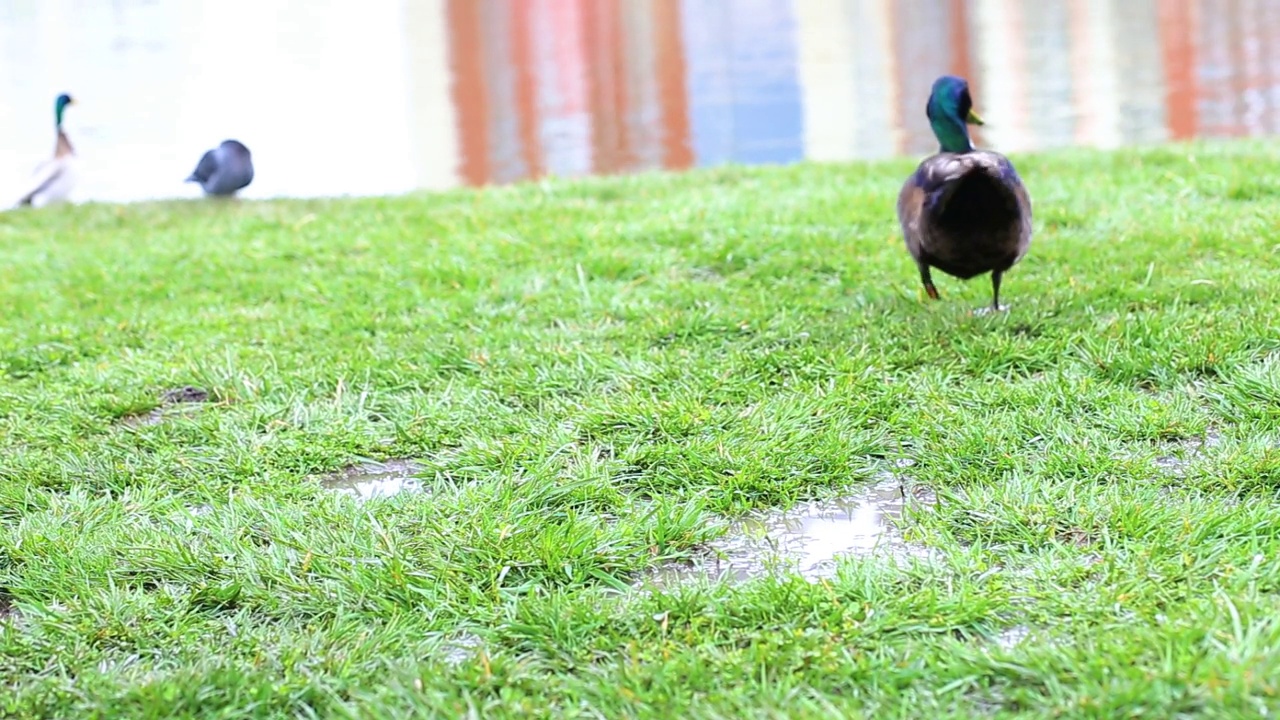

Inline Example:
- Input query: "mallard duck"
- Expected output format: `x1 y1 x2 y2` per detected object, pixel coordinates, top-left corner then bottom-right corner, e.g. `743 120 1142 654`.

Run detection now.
185 140 254 197
897 75 1032 312
16 93 77 208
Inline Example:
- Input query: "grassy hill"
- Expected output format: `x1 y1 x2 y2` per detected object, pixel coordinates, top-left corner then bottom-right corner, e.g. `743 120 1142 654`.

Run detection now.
3 141 1280 717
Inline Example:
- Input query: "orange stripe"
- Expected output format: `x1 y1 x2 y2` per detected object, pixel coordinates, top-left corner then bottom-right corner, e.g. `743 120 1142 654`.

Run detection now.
511 0 543 178
605 0 633 172
446 0 490 185
1157 0 1199 139
949 0 973 82
652 0 693 170
581 0 613 172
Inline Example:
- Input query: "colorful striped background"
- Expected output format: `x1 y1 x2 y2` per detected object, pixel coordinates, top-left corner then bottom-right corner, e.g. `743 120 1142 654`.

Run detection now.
429 0 1280 188
1 0 1277 202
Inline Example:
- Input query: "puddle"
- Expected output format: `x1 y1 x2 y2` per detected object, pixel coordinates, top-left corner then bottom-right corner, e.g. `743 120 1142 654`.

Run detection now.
167 504 215 532
1151 429 1222 476
321 459 426 500
993 625 1031 649
643 478 937 587
971 690 1011 716
120 410 168 427
120 385 212 427
686 266 725 283
439 632 484 666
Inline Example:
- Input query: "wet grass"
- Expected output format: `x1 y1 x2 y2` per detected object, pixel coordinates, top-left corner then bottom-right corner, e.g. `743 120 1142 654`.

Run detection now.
3 139 1280 717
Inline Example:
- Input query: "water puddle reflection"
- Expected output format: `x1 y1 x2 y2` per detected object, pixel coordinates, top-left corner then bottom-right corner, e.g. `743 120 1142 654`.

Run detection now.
438 632 484 667
644 478 936 587
321 459 426 500
166 503 215 534
993 625 1031 650
1150 429 1222 476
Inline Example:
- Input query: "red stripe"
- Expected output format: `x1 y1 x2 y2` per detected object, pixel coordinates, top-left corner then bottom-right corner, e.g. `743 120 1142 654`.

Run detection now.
582 0 633 173
653 0 693 169
1158 0 1199 139
511 0 544 178
447 0 491 185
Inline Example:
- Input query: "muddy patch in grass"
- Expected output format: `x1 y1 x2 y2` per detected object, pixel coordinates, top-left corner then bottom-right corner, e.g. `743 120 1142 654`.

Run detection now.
120 385 212 427
161 386 210 404
642 478 937 587
322 459 426 500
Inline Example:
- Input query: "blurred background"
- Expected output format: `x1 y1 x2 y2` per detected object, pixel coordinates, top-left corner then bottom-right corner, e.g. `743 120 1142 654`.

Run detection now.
0 0 1271 204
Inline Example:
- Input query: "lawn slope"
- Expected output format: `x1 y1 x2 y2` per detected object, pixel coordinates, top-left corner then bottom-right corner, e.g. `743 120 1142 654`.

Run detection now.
3 141 1280 718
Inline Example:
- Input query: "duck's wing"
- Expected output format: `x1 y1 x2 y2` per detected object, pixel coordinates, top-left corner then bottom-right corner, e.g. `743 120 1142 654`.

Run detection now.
897 168 927 263
186 150 218 183
898 154 981 262
16 159 66 207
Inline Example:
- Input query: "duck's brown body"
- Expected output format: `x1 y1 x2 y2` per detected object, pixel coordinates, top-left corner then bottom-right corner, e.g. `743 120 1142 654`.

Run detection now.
55 127 74 159
897 149 1032 309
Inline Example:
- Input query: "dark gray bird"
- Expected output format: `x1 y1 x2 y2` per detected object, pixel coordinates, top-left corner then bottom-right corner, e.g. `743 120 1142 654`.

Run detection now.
897 75 1032 313
185 140 254 197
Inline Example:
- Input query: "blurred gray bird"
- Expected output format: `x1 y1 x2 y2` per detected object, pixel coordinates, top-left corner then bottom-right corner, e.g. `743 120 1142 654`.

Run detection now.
185 140 254 197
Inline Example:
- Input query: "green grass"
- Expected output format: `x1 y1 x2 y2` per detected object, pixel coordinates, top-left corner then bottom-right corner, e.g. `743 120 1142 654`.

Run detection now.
3 140 1280 718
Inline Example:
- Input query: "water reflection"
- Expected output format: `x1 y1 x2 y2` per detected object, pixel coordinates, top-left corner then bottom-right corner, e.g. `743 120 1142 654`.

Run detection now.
642 478 937 587
0 0 1277 204
322 460 426 501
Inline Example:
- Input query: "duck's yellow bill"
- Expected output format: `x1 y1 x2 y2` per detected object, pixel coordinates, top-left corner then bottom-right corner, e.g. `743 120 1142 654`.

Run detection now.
966 108 984 126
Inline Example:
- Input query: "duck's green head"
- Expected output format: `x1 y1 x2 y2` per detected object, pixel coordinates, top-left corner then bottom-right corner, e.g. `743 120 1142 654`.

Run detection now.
926 76 984 153
55 93 74 127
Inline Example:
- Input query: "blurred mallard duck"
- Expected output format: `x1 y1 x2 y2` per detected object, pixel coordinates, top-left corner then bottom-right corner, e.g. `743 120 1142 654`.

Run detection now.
16 93 77 208
897 75 1032 312
186 140 254 197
